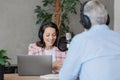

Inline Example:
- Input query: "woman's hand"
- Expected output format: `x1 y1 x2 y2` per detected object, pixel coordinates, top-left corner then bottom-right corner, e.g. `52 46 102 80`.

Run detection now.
52 60 63 73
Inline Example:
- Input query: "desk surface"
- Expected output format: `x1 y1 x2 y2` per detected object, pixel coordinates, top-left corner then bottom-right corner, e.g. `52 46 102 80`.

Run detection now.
4 74 48 80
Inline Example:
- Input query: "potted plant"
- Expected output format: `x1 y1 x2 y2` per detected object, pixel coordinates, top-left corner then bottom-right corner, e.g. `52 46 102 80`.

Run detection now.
34 0 81 37
0 49 10 80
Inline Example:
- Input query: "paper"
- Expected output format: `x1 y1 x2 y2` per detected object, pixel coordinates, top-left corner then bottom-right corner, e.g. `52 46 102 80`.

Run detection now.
40 74 59 80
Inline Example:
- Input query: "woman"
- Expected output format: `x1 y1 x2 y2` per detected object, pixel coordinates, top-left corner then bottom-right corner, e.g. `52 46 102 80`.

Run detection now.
28 22 66 73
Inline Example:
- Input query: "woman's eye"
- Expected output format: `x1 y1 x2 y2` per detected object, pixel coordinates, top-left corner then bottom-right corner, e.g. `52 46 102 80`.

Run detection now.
46 34 50 37
52 34 56 37
45 33 56 37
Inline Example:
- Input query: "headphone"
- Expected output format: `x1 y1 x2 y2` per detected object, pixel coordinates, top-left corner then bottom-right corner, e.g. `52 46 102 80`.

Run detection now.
80 0 110 29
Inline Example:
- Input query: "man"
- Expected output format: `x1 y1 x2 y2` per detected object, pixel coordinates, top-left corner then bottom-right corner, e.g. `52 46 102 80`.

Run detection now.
59 0 120 80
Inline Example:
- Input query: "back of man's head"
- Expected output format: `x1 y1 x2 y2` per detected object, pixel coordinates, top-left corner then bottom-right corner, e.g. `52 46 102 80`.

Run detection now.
84 0 108 25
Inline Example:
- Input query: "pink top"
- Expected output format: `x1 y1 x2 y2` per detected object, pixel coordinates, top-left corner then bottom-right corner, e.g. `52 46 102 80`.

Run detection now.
28 43 66 61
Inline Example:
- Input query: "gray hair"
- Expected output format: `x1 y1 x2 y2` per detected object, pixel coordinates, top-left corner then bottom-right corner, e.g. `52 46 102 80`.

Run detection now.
84 0 108 24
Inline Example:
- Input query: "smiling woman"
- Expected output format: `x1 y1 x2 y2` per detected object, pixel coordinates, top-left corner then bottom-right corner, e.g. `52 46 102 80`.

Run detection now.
28 22 66 73
43 27 57 50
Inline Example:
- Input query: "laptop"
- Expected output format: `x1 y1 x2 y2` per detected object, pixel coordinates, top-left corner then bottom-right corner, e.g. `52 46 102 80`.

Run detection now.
17 55 52 76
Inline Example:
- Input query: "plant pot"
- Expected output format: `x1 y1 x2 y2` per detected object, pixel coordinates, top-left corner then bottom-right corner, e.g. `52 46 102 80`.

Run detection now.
0 65 4 80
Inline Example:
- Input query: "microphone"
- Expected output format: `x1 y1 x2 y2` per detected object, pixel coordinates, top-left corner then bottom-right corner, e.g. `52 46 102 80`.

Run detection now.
66 32 71 49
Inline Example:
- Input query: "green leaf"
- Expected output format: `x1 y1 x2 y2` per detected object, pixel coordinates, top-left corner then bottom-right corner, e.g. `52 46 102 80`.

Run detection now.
34 0 81 37
42 0 54 7
0 49 11 66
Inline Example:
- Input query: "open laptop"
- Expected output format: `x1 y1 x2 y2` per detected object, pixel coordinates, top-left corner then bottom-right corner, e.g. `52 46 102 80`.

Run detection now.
17 55 52 76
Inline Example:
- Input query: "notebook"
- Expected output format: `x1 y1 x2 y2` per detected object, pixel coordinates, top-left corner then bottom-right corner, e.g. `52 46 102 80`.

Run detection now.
17 55 52 76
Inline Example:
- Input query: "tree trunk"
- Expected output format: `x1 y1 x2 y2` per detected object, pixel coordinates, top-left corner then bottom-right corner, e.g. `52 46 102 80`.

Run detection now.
54 0 61 30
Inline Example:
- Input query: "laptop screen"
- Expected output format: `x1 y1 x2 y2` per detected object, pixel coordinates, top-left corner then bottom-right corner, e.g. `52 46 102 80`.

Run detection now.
17 55 52 76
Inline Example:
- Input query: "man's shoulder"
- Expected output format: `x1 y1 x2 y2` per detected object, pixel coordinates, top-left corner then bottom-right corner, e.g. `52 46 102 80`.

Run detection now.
73 32 89 41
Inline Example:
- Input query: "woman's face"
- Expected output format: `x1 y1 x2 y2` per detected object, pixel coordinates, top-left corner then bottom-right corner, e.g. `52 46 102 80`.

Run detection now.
43 27 57 49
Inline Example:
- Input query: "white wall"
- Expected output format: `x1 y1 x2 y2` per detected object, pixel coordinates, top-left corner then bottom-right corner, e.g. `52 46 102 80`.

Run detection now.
114 0 120 32
0 0 41 64
0 0 116 65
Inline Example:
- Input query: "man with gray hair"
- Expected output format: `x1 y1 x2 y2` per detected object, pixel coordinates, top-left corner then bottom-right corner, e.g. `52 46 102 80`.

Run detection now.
59 0 120 80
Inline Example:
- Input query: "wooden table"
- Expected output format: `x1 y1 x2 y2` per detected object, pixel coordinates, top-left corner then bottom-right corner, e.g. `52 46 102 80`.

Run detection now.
4 74 47 80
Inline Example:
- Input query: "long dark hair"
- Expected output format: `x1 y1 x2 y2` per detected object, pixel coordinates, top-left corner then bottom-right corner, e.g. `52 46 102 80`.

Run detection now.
36 22 59 48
